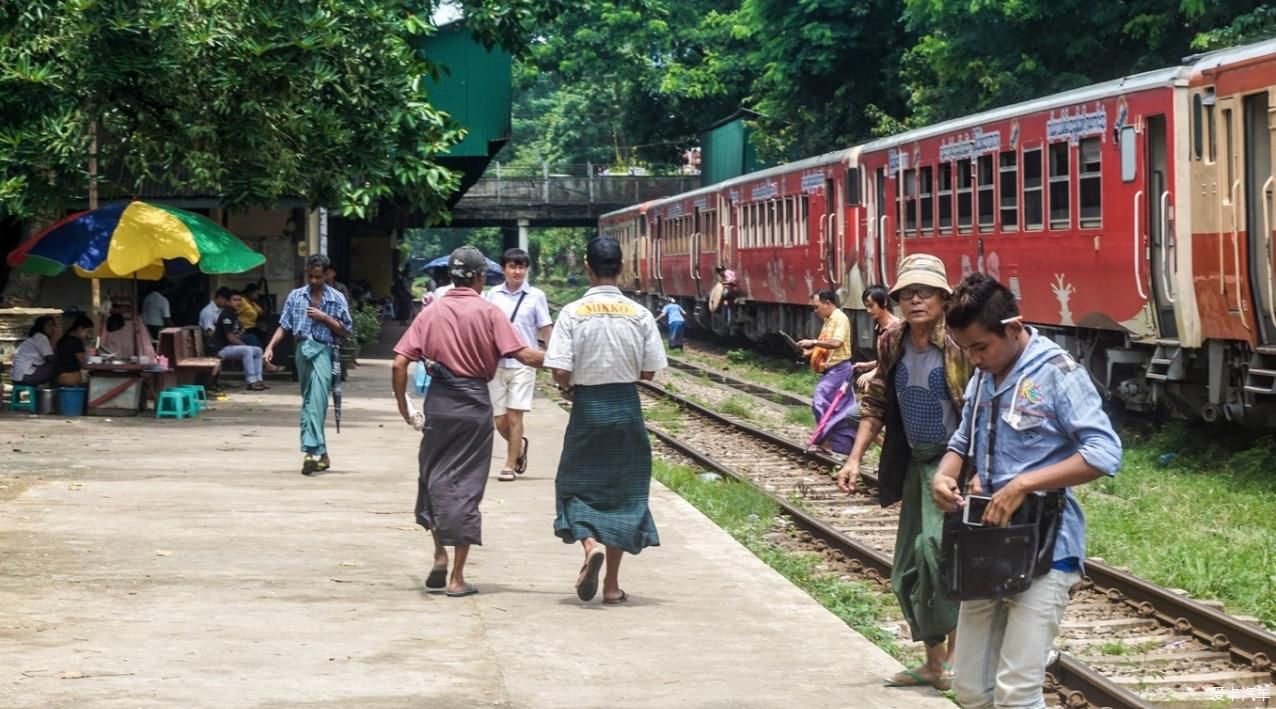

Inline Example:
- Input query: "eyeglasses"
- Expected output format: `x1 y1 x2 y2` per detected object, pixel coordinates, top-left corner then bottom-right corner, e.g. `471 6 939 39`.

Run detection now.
896 286 939 301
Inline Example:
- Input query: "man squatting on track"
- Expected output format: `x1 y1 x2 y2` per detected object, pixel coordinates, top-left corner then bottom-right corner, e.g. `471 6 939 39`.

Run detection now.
934 273 1120 709
483 248 553 482
390 246 544 597
546 236 667 604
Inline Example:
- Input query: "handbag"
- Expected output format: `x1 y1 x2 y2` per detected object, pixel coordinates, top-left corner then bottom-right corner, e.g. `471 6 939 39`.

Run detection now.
939 376 1065 601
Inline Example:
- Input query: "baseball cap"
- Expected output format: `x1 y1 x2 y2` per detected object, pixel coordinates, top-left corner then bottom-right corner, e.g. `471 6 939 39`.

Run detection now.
448 246 487 280
890 253 952 300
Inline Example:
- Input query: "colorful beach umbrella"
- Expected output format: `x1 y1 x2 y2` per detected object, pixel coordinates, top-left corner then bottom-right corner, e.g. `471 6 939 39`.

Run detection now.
6 201 266 280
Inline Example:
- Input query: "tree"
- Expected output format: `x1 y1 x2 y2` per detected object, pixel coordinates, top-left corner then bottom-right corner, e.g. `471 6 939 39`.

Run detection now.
0 0 574 223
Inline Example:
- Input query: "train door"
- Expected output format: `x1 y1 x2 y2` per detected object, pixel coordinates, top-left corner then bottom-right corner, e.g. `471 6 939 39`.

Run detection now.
825 177 841 287
692 207 704 298
1146 115 1180 338
1243 92 1276 345
875 167 889 284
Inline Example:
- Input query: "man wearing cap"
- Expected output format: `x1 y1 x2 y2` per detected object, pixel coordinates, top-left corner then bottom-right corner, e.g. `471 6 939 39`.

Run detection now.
265 254 353 476
546 236 667 604
837 253 972 691
390 246 545 597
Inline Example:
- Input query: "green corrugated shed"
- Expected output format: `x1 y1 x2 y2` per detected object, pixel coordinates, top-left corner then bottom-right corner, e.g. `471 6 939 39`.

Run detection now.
419 23 512 202
700 109 769 187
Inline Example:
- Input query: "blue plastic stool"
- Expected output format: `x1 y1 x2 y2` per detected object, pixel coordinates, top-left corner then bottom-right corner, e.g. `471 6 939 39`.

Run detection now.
155 389 196 419
174 385 207 412
9 384 37 412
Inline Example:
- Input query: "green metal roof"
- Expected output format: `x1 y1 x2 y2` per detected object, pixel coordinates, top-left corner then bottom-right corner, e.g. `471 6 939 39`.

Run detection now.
421 23 513 160
700 112 770 187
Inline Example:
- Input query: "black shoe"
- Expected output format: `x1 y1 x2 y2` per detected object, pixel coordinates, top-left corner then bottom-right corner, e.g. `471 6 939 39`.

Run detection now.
301 455 320 476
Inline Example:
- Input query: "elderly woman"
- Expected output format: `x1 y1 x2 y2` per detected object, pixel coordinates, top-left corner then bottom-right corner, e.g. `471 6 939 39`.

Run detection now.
12 316 58 387
837 254 972 692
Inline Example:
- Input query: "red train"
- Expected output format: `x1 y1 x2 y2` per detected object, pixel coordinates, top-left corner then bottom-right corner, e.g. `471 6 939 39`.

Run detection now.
600 38 1276 424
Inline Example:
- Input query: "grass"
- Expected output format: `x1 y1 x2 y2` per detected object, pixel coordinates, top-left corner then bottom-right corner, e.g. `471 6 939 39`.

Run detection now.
651 458 911 661
785 406 816 427
644 401 685 434
719 395 756 420
682 347 820 397
1078 422 1276 630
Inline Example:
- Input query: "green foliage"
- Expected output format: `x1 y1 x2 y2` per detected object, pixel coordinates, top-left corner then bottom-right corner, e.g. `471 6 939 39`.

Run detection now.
0 0 577 222
401 227 504 261
719 395 755 420
351 303 382 346
785 406 815 427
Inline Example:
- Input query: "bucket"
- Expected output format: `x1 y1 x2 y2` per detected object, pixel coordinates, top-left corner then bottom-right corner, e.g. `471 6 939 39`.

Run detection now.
36 387 58 415
58 387 86 417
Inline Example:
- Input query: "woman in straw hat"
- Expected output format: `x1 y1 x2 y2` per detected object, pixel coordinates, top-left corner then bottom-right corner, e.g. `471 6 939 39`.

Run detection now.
837 253 972 691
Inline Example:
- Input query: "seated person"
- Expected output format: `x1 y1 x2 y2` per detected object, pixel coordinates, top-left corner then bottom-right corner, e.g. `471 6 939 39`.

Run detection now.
238 283 267 347
200 287 232 342
54 315 95 386
99 312 157 361
214 290 269 391
12 316 58 387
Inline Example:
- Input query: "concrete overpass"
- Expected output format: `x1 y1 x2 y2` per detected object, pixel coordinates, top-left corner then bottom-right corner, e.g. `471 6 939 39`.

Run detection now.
447 164 699 249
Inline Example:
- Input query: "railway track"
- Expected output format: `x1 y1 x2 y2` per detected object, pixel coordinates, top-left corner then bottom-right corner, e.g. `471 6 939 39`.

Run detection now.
626 379 1276 708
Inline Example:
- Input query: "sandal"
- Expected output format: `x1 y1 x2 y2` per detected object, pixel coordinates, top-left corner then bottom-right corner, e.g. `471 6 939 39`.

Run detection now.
575 549 605 601
884 667 938 687
497 469 516 482
602 590 629 605
316 455 331 472
301 455 321 476
514 437 528 474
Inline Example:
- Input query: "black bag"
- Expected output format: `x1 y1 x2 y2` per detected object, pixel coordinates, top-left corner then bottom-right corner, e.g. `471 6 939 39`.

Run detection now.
939 379 1065 601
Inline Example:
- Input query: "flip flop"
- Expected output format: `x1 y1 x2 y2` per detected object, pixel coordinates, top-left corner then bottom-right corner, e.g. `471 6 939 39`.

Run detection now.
425 566 447 589
446 584 479 598
602 590 629 605
497 469 517 482
884 668 936 687
576 549 605 601
515 437 529 474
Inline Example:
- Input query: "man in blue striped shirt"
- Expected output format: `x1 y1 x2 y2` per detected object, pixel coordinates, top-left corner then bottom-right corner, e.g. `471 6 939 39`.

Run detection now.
265 254 353 476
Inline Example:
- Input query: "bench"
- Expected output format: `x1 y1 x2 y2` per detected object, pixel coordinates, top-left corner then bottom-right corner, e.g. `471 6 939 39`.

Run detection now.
158 327 222 386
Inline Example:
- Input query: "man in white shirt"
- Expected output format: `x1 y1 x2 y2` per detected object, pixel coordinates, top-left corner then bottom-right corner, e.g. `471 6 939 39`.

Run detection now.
483 248 553 481
199 287 232 338
545 236 667 603
142 284 173 339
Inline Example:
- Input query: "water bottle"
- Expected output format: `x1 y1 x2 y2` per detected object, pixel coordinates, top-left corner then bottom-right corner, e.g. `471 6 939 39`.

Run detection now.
413 360 431 395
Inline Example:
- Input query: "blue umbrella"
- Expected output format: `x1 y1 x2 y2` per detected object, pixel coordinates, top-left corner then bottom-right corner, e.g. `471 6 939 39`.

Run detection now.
418 253 504 285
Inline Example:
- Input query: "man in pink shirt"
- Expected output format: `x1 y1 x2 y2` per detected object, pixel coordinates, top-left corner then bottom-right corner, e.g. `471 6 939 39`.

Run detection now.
391 246 544 597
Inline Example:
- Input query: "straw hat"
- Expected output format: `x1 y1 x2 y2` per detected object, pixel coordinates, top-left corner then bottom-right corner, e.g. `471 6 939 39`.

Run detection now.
889 254 952 299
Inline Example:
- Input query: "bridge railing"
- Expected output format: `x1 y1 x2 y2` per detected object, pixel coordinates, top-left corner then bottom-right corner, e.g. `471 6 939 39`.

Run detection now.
462 162 700 206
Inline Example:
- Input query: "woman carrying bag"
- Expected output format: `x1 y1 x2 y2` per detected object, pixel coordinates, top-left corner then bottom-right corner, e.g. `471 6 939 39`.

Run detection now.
932 273 1122 709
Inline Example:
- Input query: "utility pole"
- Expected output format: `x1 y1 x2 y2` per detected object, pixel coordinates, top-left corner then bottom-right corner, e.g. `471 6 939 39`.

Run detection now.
89 120 100 320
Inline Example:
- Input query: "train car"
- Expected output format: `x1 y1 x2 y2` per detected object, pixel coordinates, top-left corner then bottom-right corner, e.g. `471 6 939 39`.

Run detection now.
599 200 657 295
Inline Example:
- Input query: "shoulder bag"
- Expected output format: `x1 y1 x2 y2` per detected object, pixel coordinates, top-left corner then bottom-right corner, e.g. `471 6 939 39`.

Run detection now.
939 374 1065 601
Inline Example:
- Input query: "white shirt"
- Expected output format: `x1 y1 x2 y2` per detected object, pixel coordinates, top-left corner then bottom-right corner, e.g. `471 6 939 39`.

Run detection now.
13 332 53 381
199 301 220 331
484 281 552 369
545 285 667 386
142 291 171 327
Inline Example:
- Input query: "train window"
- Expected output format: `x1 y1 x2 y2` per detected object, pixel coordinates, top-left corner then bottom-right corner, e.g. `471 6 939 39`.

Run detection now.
957 159 973 233
1079 138 1101 228
767 200 777 246
1024 148 1044 230
938 163 953 233
896 173 904 238
800 196 809 245
999 151 1018 232
977 155 995 231
1120 127 1136 182
784 198 794 246
1048 142 1070 229
845 168 862 206
1206 102 1217 164
919 166 934 232
903 169 918 234
1224 109 1234 198
1192 93 1203 161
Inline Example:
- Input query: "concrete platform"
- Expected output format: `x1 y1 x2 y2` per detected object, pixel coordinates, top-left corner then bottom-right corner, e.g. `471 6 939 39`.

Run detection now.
0 356 951 708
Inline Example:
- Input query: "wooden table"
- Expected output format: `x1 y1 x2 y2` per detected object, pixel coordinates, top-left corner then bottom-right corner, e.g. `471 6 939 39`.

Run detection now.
84 363 176 416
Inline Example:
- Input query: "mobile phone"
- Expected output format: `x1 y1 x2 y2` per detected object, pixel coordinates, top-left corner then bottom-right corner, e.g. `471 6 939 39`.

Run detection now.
963 495 993 526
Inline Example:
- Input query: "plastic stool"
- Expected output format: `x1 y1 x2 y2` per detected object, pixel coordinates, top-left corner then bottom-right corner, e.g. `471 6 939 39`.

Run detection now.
175 385 207 412
155 389 195 419
9 384 37 412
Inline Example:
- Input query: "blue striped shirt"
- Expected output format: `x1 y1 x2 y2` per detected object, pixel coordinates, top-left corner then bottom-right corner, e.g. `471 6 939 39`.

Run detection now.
278 284 352 345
